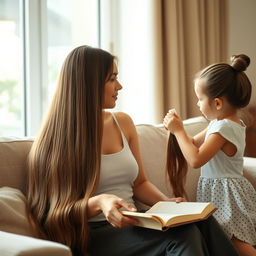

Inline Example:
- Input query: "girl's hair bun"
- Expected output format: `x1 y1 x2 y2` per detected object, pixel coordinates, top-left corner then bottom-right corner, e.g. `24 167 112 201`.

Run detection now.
230 54 250 72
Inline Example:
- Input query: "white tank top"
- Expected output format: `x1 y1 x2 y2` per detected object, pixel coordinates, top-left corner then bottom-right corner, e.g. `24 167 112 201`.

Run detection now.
89 112 139 222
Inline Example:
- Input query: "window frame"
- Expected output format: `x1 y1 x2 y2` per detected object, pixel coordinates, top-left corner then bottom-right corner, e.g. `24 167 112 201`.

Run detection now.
23 0 47 136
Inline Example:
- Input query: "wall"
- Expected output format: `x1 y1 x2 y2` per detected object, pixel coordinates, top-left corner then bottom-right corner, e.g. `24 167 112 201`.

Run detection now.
228 0 256 104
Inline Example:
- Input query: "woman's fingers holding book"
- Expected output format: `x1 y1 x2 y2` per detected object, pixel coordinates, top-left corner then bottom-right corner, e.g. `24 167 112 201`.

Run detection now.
99 194 138 228
169 197 187 203
106 207 138 228
113 200 139 227
119 215 139 227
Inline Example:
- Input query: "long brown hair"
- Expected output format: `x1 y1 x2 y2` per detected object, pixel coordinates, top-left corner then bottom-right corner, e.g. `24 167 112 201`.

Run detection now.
166 54 252 199
166 134 188 198
27 45 115 255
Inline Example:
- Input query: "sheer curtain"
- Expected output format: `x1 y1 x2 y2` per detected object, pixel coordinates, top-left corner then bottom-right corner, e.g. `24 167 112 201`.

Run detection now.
105 0 228 123
102 0 163 124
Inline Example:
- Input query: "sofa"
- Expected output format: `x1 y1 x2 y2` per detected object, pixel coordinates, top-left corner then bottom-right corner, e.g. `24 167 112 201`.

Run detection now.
0 116 255 256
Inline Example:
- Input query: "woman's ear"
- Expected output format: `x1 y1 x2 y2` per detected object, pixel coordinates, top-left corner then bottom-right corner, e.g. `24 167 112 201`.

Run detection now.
214 98 223 110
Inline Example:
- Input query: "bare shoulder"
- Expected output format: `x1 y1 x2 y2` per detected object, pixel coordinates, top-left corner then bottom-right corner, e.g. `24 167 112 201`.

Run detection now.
113 111 133 123
114 112 136 140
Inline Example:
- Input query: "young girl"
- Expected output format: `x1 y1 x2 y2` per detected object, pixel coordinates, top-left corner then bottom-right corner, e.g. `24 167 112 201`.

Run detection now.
164 54 256 256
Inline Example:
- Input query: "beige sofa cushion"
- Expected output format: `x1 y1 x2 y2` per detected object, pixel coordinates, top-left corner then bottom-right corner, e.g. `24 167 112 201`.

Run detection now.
244 157 256 189
0 187 34 237
136 116 208 201
0 138 33 194
0 230 72 256
136 124 172 198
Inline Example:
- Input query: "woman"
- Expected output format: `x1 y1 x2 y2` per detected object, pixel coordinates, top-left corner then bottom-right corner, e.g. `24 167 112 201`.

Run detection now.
27 45 238 256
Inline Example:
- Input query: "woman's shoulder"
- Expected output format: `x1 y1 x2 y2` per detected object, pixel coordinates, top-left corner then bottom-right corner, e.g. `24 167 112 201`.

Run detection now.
112 112 136 140
113 111 134 125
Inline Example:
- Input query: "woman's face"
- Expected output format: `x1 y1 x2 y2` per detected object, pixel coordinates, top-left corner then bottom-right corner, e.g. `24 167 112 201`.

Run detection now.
104 61 122 109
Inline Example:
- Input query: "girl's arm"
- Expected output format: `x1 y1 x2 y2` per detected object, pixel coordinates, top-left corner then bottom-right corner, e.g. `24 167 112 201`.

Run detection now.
116 112 183 206
164 114 226 168
193 127 208 147
175 130 226 168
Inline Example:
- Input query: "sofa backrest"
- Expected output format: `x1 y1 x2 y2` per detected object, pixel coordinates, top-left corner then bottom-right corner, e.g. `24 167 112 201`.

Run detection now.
0 116 209 199
0 138 33 194
136 116 209 201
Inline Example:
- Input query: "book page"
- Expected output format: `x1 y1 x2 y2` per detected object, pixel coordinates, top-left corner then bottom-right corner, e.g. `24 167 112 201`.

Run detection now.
146 202 216 226
147 202 212 215
121 211 164 230
129 215 163 230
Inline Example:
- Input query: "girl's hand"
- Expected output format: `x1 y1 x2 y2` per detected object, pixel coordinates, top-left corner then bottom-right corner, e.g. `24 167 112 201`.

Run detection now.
163 110 184 134
98 194 139 228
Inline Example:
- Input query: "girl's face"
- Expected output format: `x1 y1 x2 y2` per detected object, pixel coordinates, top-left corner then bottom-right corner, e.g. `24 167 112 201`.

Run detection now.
194 79 216 120
104 61 122 109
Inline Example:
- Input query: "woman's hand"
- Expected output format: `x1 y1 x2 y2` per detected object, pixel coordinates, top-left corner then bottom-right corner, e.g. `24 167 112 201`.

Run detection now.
168 197 187 203
97 194 139 228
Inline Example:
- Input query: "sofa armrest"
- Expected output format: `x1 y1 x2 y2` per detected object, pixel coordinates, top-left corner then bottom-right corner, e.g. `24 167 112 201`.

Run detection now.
0 231 71 256
243 157 256 189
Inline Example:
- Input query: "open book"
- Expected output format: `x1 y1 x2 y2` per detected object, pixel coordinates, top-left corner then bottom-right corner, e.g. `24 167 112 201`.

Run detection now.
122 201 216 231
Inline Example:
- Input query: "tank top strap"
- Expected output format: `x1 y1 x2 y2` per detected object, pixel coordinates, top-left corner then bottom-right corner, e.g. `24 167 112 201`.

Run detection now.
110 112 122 131
110 112 127 144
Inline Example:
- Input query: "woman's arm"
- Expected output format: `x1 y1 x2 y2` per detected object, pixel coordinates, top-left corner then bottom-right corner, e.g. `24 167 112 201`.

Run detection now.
115 112 183 207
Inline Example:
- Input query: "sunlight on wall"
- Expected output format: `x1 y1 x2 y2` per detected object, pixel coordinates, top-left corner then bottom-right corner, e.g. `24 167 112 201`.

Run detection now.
102 0 159 125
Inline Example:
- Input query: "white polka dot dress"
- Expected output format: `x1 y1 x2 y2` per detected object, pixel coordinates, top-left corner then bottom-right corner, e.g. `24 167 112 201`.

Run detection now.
197 119 256 246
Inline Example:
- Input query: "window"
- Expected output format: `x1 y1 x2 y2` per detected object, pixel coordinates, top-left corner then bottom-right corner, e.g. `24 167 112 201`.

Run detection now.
46 0 99 105
0 0 24 136
0 0 100 136
0 0 158 137
100 0 158 124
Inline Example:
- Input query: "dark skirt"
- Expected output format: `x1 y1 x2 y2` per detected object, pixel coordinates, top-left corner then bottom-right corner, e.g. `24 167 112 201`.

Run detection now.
88 216 238 256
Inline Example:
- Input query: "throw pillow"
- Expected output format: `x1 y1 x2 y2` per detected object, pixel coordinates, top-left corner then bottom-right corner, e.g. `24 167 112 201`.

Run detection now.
0 186 34 237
